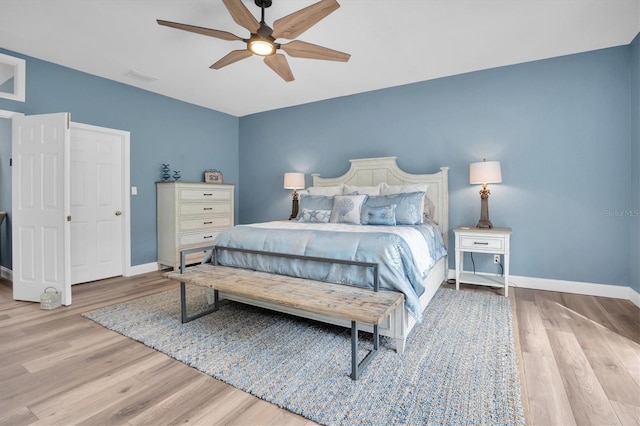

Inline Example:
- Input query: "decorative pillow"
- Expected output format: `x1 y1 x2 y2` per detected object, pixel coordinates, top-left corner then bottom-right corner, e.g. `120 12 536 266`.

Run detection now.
343 183 381 196
329 194 368 224
361 192 425 225
297 208 331 223
380 182 434 220
365 204 397 226
307 184 344 196
297 194 334 219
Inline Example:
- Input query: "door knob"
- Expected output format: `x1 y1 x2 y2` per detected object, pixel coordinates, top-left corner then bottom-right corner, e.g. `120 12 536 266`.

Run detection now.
115 211 122 216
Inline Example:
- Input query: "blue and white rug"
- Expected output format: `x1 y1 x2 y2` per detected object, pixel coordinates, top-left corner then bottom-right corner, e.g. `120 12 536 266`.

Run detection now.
84 286 525 425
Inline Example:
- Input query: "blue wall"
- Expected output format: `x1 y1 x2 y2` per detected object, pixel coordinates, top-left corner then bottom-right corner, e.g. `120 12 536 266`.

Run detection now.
240 43 637 288
0 77 14 94
631 33 640 293
0 49 239 268
1 37 638 290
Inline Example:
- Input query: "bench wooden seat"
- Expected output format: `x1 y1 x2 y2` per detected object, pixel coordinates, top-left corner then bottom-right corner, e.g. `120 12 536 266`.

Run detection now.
164 263 404 380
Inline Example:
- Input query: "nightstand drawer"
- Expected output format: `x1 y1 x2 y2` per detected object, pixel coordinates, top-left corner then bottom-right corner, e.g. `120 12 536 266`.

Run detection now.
459 236 504 251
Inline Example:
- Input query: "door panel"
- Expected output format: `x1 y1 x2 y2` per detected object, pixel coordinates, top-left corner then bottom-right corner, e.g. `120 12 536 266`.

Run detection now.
70 124 124 284
12 113 71 304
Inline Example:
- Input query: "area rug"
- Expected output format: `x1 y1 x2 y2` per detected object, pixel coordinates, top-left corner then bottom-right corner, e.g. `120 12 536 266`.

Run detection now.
84 286 525 425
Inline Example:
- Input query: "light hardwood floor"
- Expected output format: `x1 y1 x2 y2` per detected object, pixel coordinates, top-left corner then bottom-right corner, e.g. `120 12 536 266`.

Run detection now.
0 273 638 425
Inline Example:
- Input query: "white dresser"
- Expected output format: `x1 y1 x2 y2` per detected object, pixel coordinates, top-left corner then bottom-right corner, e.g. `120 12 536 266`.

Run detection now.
157 182 234 269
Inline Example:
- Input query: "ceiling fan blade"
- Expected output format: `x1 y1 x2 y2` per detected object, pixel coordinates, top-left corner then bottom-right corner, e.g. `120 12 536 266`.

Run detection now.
272 0 340 40
222 0 260 33
157 20 243 41
280 40 350 62
264 54 295 82
210 50 253 69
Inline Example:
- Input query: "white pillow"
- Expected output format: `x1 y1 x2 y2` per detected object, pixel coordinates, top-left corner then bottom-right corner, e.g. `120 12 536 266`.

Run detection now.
380 182 429 195
343 183 381 196
329 194 368 224
307 184 344 196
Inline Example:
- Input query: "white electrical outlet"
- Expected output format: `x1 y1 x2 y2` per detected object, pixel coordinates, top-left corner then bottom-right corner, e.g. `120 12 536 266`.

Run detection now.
494 254 501 264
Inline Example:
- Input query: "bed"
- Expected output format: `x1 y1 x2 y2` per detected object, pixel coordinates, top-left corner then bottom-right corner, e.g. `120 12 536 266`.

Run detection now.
211 157 449 353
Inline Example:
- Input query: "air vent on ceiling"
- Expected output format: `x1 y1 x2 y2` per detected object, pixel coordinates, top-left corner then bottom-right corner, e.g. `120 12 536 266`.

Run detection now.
125 69 158 83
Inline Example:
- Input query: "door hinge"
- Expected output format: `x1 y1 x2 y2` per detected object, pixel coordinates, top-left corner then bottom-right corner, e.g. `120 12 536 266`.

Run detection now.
67 215 71 222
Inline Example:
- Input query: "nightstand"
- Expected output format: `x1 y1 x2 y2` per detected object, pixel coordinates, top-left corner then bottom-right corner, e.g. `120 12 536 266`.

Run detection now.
453 226 512 296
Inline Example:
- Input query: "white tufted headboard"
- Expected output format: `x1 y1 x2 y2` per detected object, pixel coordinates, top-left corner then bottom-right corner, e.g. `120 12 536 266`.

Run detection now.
311 157 449 248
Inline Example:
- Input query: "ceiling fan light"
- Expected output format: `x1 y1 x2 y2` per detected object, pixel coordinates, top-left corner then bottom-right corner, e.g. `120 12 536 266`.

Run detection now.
248 37 276 56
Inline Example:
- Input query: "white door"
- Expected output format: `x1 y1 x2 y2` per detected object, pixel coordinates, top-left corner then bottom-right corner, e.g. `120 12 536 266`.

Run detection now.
69 123 124 284
12 113 71 305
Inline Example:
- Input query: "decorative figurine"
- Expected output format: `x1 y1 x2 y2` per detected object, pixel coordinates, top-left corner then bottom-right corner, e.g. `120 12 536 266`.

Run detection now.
161 164 171 182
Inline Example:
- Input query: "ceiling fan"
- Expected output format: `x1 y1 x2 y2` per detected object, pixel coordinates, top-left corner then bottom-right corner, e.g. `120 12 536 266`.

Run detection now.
157 0 350 82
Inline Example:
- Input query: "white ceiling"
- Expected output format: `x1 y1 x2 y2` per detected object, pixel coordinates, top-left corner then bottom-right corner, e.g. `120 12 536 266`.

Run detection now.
0 1 638 117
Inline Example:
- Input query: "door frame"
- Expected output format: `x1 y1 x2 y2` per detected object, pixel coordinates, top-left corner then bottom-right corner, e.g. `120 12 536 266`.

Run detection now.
70 122 132 278
3 114 133 282
0 110 23 282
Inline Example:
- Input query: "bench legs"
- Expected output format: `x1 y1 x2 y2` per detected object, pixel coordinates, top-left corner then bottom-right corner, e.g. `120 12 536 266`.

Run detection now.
180 282 219 324
351 321 379 380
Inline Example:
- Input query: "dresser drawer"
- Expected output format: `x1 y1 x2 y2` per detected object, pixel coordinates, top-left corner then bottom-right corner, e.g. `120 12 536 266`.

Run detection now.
180 231 219 246
179 203 231 216
179 217 231 232
459 236 504 251
180 188 231 202
175 249 210 268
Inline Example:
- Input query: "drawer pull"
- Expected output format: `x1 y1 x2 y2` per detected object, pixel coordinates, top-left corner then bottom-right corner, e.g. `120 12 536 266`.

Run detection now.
473 241 489 245
203 207 213 210
203 193 213 196
204 221 213 224
203 235 213 239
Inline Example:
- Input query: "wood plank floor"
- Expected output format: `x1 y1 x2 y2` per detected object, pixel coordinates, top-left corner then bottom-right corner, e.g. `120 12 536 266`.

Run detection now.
1 273 638 425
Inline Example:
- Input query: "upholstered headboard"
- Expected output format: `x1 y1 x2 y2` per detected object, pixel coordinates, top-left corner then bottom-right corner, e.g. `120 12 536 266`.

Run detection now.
311 157 449 248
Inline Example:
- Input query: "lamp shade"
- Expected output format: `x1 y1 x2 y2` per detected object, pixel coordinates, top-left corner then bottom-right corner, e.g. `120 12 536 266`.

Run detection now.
470 161 502 184
284 172 305 190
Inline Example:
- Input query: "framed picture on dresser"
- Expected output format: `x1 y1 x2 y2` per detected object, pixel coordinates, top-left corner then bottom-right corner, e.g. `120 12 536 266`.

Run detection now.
204 169 223 184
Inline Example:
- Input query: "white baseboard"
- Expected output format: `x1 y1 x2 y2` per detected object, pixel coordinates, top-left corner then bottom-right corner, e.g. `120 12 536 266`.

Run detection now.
126 262 164 276
448 269 640 309
2 262 163 281
1 265 13 281
629 287 640 308
3 261 639 309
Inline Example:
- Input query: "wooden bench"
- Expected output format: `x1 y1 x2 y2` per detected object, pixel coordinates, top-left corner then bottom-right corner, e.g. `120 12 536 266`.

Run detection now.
164 247 404 380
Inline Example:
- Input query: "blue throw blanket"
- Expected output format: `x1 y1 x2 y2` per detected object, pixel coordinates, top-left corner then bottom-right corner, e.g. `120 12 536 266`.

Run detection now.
212 222 447 322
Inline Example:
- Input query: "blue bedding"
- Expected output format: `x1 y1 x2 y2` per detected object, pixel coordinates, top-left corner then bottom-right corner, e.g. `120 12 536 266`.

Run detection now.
211 221 447 322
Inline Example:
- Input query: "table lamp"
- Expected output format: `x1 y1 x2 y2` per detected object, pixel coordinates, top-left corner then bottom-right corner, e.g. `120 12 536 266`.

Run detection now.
284 172 305 220
469 159 502 228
